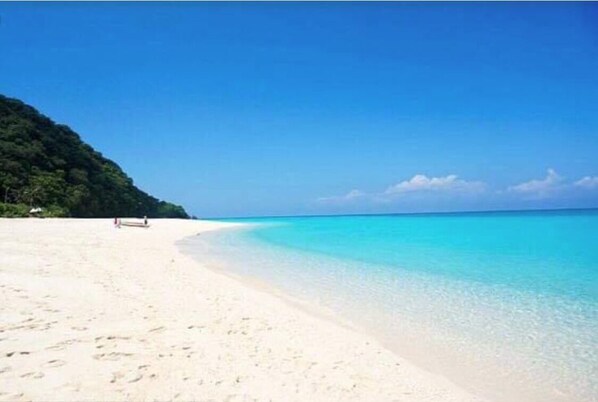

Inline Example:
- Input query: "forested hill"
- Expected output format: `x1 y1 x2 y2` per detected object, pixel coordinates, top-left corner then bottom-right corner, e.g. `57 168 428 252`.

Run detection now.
0 95 189 218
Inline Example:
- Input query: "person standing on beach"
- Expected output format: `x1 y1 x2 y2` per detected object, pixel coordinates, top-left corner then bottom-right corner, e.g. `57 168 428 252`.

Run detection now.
144 216 148 226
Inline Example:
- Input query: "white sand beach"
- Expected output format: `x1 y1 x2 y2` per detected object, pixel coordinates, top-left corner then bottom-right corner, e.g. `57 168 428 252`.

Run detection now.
0 219 481 401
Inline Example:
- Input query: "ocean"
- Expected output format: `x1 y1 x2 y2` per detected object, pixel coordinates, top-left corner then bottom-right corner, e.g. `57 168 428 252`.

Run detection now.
179 209 598 401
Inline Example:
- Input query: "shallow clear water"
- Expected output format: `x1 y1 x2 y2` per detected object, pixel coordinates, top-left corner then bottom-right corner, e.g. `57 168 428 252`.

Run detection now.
180 210 598 401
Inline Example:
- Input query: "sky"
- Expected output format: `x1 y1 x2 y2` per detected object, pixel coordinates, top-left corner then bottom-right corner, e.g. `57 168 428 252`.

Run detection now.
1 2 597 217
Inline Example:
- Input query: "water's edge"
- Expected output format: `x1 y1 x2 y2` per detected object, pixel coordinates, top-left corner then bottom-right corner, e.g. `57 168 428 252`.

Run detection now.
176 226 483 400
178 221 597 402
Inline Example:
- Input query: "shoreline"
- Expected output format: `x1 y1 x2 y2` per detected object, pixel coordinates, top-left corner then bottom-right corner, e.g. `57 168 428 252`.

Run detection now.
0 218 480 401
179 221 597 402
177 228 365 342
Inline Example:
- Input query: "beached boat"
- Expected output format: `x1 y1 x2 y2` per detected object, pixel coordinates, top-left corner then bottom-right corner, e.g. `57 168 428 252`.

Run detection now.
119 221 150 228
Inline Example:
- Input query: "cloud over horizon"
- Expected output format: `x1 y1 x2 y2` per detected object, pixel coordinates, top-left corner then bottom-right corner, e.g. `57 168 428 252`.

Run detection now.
317 169 598 209
384 174 486 196
507 168 564 199
316 189 366 204
317 173 486 205
574 176 598 189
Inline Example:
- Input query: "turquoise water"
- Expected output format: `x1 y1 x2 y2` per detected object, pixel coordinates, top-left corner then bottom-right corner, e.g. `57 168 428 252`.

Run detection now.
181 209 598 401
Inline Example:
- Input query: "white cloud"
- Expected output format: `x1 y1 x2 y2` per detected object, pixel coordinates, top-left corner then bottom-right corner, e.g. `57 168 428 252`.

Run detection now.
574 176 598 189
316 170 598 208
384 174 485 196
317 174 485 205
344 189 365 199
317 189 365 204
507 169 563 198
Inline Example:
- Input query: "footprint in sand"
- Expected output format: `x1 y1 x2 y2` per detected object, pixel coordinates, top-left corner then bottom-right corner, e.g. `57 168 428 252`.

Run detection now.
106 335 130 341
43 359 66 368
2 392 24 400
20 371 45 379
127 373 143 383
93 352 133 361
148 326 165 333
110 372 124 384
5 351 30 357
46 339 80 351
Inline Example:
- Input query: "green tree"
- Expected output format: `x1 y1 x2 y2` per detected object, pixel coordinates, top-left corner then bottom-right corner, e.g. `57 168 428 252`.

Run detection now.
0 94 190 218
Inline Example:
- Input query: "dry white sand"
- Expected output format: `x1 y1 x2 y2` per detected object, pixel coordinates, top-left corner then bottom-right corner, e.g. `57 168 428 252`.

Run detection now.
0 218 482 401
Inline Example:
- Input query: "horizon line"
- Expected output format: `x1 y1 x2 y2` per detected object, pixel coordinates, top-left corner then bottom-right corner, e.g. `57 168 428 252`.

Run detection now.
204 206 598 220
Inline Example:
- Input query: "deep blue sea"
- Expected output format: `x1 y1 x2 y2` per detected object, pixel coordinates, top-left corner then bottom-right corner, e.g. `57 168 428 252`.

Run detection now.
180 209 598 401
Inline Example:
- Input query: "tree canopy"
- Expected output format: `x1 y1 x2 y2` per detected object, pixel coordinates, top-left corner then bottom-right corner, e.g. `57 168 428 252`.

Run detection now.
0 94 189 218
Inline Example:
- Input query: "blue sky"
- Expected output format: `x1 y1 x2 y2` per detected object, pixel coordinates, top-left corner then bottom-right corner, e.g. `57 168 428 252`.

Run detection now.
1 2 597 217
